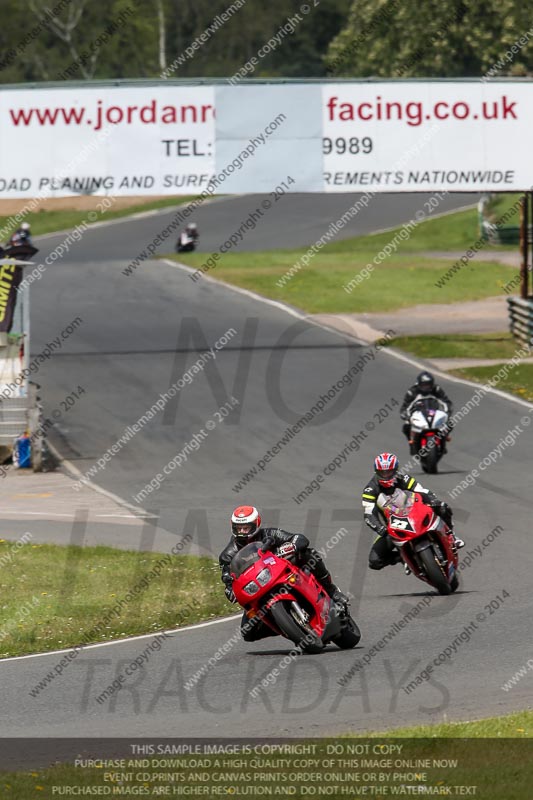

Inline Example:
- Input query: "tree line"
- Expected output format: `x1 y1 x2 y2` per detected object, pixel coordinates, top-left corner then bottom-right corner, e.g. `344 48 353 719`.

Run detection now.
0 0 531 84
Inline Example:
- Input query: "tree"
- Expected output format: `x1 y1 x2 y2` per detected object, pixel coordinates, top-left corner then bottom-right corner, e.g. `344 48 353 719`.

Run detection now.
325 0 533 78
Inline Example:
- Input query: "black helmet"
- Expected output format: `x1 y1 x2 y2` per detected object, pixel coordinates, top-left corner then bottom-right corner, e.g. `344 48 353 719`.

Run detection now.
416 371 435 395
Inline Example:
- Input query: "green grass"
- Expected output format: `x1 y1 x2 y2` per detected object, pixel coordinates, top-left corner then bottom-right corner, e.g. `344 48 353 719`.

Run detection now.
1 195 198 237
380 333 533 403
485 192 522 226
371 709 533 738
174 204 523 313
2 712 532 797
383 332 521 360
452 364 533 402
325 205 482 253
0 540 231 658
175 249 517 313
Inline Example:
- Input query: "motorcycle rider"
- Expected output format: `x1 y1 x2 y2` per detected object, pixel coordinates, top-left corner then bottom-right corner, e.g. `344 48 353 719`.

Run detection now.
219 505 349 641
7 222 32 248
362 453 464 571
176 222 198 253
400 371 453 454
186 222 199 241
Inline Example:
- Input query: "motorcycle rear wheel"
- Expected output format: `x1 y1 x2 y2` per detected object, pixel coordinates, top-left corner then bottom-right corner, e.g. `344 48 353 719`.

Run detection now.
419 547 452 595
269 601 324 653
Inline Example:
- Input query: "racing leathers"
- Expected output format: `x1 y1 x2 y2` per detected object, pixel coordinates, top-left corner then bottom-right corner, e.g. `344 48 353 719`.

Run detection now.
362 472 454 570
219 527 345 641
7 229 32 248
400 385 454 451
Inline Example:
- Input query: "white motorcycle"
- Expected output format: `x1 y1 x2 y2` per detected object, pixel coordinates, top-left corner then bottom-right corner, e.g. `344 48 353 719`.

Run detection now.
175 231 197 253
407 396 449 474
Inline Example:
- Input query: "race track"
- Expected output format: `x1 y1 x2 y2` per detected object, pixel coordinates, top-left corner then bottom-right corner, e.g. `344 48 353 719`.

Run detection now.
1 192 531 739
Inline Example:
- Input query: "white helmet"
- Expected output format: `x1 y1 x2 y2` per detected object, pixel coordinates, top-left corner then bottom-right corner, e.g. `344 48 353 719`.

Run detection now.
231 505 262 544
20 222 30 231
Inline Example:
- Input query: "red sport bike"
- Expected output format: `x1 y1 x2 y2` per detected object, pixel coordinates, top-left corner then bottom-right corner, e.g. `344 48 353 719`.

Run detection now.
230 542 361 653
381 488 459 595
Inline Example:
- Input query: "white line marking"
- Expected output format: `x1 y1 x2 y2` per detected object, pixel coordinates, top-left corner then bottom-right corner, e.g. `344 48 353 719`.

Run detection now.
12 206 527 664
0 614 242 664
162 258 533 410
46 440 152 520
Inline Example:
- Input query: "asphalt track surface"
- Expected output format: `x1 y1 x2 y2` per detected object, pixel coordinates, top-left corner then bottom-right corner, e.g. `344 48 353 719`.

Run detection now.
1 192 532 740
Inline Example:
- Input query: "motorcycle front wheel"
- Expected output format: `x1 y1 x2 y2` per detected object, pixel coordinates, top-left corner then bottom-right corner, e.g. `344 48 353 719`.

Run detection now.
418 547 452 595
269 600 323 653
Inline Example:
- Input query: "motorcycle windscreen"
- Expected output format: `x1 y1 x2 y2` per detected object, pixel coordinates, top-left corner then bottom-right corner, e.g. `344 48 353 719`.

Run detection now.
230 542 263 578
379 488 416 518
413 397 446 426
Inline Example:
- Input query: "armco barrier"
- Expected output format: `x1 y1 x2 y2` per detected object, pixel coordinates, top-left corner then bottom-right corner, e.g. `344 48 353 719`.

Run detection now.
508 296 533 348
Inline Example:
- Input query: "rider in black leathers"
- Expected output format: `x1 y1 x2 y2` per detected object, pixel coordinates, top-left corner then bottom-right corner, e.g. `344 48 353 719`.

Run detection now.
219 505 348 641
362 453 464 571
400 371 453 454
7 222 32 248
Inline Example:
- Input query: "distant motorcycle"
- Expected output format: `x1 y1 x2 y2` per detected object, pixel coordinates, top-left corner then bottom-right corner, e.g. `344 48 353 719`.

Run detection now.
407 396 449 473
382 488 459 595
176 224 199 253
230 541 361 653
0 243 38 261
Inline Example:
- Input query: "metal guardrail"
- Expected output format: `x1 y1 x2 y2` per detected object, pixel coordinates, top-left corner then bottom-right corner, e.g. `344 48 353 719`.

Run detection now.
0 395 30 445
508 297 533 348
481 220 533 245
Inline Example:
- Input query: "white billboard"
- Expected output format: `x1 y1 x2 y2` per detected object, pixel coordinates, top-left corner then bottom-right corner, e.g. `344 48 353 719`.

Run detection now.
0 81 531 196
322 82 531 192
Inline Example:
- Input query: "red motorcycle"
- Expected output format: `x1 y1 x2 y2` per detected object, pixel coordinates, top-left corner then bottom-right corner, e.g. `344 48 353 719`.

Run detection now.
230 542 361 653
381 489 459 595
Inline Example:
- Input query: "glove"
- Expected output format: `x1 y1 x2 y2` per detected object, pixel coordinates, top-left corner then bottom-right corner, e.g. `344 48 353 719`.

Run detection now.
439 501 451 516
277 542 297 559
261 535 276 552
224 585 237 604
376 524 388 537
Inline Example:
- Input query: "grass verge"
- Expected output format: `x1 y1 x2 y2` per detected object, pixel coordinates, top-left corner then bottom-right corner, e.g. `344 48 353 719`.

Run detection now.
2 712 532 797
381 333 533 402
383 332 520 360
0 540 230 658
0 196 198 238
174 250 517 314
173 205 521 313
451 364 533 402
485 192 522 226
373 708 533 738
